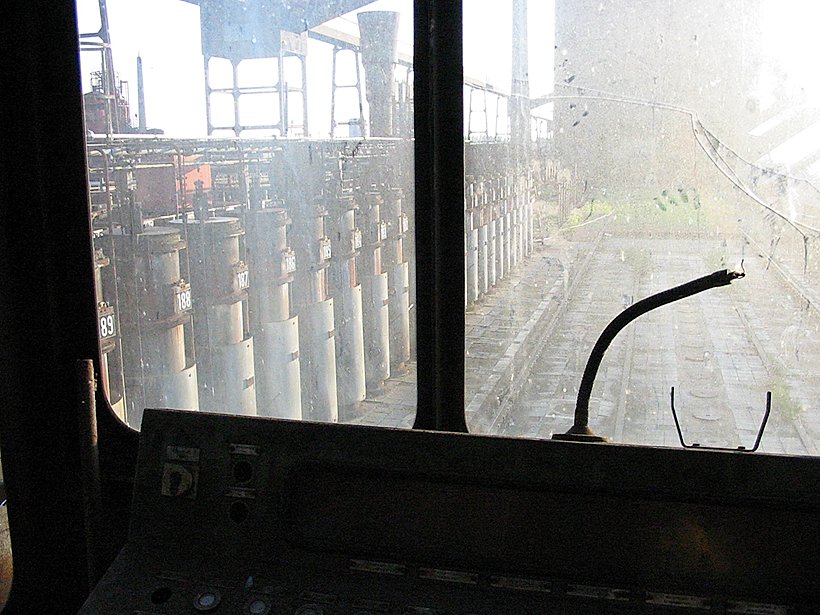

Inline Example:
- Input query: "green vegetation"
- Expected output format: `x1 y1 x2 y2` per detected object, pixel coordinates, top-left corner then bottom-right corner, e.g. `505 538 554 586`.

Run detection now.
563 199 614 227
593 187 742 239
610 191 701 234
556 188 743 243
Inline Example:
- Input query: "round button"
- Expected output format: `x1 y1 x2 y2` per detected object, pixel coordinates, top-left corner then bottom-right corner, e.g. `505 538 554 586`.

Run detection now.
246 598 270 615
193 589 221 612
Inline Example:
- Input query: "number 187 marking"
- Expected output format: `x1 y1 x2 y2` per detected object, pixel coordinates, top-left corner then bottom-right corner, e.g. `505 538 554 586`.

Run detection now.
236 270 250 290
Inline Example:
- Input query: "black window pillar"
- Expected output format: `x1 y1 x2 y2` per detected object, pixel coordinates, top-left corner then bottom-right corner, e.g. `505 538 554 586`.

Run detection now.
413 0 468 432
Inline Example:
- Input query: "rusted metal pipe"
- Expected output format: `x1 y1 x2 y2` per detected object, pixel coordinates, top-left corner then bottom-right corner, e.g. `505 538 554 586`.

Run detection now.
77 358 101 589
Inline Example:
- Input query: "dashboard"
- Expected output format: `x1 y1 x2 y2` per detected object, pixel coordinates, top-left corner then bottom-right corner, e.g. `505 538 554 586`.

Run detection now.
78 409 819 614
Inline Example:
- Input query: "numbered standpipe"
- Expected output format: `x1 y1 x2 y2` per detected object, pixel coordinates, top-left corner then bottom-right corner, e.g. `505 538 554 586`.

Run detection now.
465 184 480 306
401 149 417 361
516 174 529 261
246 205 302 419
485 179 498 289
382 187 411 374
502 178 513 277
358 189 391 394
524 185 530 257
328 192 366 416
476 181 489 298
488 214 498 288
511 181 521 269
175 217 256 416
290 196 338 422
493 178 505 283
104 228 199 427
525 170 534 257
93 246 127 421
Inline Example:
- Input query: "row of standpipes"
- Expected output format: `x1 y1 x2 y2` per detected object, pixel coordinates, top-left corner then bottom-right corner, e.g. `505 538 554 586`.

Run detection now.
93 176 538 429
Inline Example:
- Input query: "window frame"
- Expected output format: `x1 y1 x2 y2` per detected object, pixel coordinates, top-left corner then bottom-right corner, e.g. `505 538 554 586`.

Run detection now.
412 0 467 432
0 0 126 610
1 1 819 612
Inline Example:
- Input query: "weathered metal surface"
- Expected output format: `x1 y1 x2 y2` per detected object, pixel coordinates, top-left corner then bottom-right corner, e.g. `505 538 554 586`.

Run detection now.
183 0 376 35
0 503 10 611
78 408 820 614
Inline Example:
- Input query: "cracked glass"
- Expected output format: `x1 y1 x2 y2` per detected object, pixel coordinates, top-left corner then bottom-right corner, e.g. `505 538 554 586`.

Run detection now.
465 0 820 456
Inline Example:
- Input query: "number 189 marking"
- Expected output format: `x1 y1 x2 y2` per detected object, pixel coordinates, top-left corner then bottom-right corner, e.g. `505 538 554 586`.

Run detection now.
99 314 115 338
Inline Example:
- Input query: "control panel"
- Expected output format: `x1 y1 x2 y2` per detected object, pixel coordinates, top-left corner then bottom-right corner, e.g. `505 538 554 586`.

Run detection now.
78 409 820 614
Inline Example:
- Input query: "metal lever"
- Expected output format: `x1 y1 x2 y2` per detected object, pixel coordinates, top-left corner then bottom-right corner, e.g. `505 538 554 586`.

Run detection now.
670 387 771 452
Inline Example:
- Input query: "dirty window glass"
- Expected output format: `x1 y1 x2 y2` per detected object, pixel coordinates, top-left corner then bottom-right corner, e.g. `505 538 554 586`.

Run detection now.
465 0 820 456
76 0 415 429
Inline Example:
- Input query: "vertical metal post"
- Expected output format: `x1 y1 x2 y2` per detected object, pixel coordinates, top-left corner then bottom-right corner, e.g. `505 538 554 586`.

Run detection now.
466 184 480 305
97 0 120 134
477 183 489 296
204 54 213 135
331 47 338 136
301 55 309 136
413 0 467 432
76 359 101 590
488 192 497 287
511 0 530 163
355 52 366 136
277 52 287 135
232 59 241 136
136 55 146 132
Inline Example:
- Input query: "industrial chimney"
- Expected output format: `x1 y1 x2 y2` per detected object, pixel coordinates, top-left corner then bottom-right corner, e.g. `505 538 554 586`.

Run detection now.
357 11 400 137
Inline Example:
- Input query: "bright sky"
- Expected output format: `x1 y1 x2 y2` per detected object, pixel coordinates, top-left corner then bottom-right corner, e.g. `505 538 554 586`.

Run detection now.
751 2 820 167
75 0 555 138
75 0 819 143
759 0 820 109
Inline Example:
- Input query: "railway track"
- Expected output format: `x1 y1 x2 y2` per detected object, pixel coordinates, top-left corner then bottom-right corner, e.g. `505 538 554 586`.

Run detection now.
498 235 819 456
360 228 819 456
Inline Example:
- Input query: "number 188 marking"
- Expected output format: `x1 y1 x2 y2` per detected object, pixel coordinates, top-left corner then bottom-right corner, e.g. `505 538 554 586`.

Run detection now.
175 288 192 312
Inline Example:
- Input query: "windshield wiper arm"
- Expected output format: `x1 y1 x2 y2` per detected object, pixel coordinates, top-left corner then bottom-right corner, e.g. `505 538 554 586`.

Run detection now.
553 267 745 443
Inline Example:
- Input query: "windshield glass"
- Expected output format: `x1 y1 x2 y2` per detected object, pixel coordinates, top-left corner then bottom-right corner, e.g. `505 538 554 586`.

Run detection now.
464 0 820 456
76 0 416 430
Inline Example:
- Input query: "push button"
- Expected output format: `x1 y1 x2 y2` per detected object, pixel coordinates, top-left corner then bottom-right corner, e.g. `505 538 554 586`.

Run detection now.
193 589 221 612
245 597 270 614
